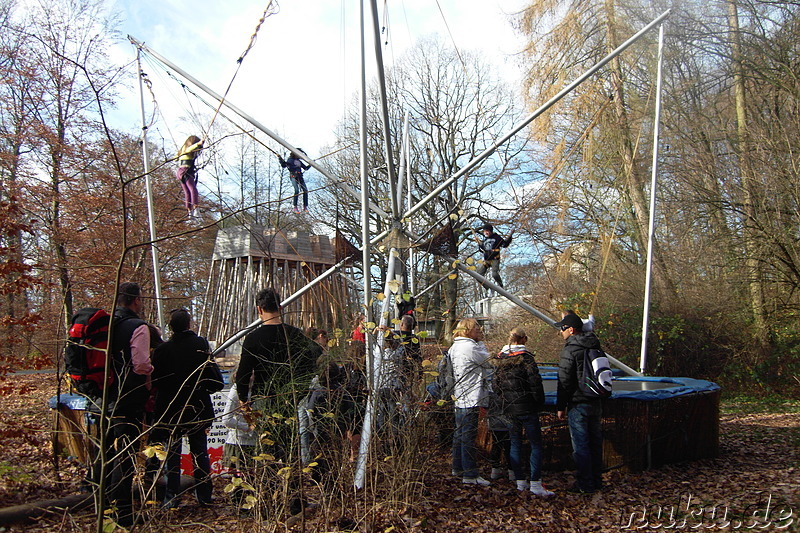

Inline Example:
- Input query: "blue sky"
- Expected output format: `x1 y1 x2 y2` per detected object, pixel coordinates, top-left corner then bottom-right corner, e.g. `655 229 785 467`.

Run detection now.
107 0 529 155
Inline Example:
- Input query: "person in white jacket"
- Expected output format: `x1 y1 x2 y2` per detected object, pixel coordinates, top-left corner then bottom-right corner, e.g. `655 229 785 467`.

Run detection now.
221 384 257 473
449 318 492 486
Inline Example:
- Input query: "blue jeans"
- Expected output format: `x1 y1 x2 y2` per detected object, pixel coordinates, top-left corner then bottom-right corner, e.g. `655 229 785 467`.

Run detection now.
452 407 480 478
290 172 308 208
567 402 603 491
509 414 543 481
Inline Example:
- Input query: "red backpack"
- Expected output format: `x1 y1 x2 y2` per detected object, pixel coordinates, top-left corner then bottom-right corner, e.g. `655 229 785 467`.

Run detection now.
65 308 113 398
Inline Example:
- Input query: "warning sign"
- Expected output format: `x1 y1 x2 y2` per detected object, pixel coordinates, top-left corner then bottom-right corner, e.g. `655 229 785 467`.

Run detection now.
179 387 230 476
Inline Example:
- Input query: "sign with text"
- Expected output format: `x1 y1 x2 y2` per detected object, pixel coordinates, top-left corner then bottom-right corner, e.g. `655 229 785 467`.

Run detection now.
179 387 230 476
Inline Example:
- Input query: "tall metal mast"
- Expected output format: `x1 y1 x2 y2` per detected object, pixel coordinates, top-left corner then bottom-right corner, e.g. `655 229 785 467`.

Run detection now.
136 50 165 330
640 23 666 375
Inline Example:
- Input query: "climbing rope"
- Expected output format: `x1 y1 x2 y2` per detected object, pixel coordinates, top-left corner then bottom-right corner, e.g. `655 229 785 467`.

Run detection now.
201 1 280 142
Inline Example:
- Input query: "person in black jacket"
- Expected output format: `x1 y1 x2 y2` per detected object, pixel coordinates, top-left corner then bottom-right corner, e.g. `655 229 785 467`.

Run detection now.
151 308 217 508
477 223 512 288
555 310 605 494
234 288 322 516
235 288 322 455
278 150 311 213
488 328 554 497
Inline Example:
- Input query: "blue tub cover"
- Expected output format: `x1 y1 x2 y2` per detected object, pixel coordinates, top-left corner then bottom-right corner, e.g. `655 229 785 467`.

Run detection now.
48 393 89 410
542 376 720 405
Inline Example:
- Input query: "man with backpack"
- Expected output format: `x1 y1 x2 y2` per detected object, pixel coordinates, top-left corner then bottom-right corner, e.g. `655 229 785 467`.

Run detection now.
107 282 154 527
554 310 607 494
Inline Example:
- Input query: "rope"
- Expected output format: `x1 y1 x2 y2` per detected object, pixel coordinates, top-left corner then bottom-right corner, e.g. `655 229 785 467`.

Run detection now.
318 141 358 160
433 0 467 74
589 76 656 315
200 1 281 143
151 61 290 166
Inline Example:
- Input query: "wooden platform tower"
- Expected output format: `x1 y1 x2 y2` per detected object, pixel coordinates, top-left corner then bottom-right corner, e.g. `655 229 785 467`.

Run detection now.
197 225 354 352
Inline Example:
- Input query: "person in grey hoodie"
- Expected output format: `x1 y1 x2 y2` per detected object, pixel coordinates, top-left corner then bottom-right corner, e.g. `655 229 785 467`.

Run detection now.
488 328 554 497
449 318 492 486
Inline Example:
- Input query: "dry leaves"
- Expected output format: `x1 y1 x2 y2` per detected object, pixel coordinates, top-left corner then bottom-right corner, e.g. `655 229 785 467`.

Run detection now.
0 374 798 532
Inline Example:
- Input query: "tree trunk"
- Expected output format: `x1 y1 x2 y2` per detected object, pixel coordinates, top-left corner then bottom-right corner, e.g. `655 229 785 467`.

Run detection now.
604 0 676 299
728 0 770 350
50 132 73 327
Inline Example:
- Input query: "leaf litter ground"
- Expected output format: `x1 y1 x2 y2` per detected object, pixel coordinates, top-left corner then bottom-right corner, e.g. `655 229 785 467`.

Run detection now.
0 373 797 532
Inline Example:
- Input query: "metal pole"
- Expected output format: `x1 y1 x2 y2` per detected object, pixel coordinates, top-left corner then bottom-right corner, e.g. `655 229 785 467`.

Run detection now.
356 248 397 489
396 112 409 216
414 269 456 299
456 263 642 376
640 23 666 375
405 119 415 294
378 250 399 332
136 50 165 331
456 263 555 325
127 36 391 221
355 0 373 490
401 9 671 222
368 0 399 215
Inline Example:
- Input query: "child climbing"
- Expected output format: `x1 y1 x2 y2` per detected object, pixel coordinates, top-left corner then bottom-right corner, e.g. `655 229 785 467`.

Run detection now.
476 223 513 288
176 135 203 219
278 149 311 213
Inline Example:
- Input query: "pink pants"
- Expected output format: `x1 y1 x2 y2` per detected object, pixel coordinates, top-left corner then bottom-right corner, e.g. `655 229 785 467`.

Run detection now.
177 165 199 211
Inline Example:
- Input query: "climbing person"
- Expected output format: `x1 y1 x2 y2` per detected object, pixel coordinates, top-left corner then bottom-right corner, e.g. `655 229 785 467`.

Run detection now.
176 135 203 220
278 149 311 214
476 223 513 288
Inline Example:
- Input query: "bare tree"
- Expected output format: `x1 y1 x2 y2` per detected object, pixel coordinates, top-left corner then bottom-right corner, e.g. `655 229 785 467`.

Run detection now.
318 36 527 337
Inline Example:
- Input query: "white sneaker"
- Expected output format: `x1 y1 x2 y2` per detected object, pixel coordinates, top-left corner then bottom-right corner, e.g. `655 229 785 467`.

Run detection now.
490 468 504 480
515 480 529 491
462 476 491 486
530 480 555 498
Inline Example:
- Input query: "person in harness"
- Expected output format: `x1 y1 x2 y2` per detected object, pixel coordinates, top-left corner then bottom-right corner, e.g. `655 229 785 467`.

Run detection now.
176 135 203 220
279 149 311 213
477 223 513 288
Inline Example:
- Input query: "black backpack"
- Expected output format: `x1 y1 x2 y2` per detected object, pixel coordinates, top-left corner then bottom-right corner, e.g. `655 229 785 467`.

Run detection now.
65 307 113 398
579 348 613 399
426 350 455 403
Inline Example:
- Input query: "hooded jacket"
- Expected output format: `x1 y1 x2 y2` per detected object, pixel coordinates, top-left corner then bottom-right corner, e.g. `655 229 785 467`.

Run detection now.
480 232 511 261
556 332 603 410
280 156 310 178
449 336 491 409
488 345 544 417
